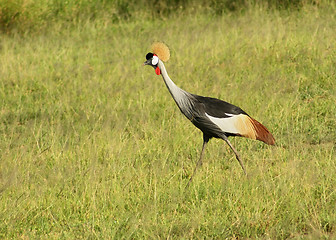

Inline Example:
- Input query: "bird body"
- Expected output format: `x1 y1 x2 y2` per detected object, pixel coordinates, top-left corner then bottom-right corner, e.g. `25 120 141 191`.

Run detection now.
156 59 275 145
144 46 275 183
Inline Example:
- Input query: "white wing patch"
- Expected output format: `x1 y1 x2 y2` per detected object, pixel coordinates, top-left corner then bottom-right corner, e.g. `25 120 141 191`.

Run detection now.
205 113 240 134
205 113 256 139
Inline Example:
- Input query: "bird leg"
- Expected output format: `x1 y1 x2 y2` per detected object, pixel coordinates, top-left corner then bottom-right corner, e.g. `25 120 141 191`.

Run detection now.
186 135 210 188
222 136 247 175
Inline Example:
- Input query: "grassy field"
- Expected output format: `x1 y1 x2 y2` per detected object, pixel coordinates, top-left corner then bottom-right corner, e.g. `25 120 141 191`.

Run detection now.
1 4 336 239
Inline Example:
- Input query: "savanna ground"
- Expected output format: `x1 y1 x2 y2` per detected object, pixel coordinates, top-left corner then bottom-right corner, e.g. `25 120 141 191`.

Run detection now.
0 1 335 238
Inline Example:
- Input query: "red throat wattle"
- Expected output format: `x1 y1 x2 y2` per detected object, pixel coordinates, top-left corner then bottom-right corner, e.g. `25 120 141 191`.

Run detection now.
155 66 161 75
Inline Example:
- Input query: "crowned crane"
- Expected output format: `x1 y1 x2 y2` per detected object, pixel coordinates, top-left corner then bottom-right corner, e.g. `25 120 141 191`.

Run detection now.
143 42 275 185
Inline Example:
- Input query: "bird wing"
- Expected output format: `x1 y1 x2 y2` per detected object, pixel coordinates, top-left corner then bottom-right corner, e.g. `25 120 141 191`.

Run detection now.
205 112 256 139
193 95 275 145
194 95 248 118
189 95 249 137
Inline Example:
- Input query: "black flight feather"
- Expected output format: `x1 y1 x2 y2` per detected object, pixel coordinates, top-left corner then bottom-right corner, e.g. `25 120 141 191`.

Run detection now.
193 95 248 118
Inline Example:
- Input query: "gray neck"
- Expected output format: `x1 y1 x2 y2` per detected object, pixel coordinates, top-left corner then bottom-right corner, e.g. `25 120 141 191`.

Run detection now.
158 60 193 119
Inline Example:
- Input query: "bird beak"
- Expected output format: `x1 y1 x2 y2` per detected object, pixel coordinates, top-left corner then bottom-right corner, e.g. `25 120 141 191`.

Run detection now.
143 59 151 66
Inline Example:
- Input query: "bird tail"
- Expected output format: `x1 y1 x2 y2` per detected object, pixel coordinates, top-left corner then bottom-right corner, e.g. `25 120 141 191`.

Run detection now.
235 115 275 145
246 117 275 145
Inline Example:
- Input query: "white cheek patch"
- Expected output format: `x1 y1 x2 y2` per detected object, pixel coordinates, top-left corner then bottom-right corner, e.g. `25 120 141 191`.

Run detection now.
152 56 159 65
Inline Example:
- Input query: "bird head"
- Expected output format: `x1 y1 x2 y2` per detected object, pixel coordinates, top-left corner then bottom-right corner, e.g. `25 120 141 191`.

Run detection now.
143 53 161 75
143 42 170 76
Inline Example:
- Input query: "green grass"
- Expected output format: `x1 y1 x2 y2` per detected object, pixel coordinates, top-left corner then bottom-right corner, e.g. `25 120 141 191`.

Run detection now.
1 5 336 239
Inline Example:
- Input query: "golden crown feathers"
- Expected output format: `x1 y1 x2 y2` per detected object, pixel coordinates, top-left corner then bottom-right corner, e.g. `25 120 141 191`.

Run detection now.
151 42 170 62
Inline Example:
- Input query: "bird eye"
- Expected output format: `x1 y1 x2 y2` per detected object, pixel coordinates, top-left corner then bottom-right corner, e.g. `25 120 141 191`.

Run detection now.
152 56 159 65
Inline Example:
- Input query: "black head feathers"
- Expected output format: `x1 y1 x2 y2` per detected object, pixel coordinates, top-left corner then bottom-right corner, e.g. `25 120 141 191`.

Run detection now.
146 52 154 60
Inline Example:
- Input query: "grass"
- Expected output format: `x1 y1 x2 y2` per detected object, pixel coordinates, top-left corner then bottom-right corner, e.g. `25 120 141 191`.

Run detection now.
1 5 336 239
